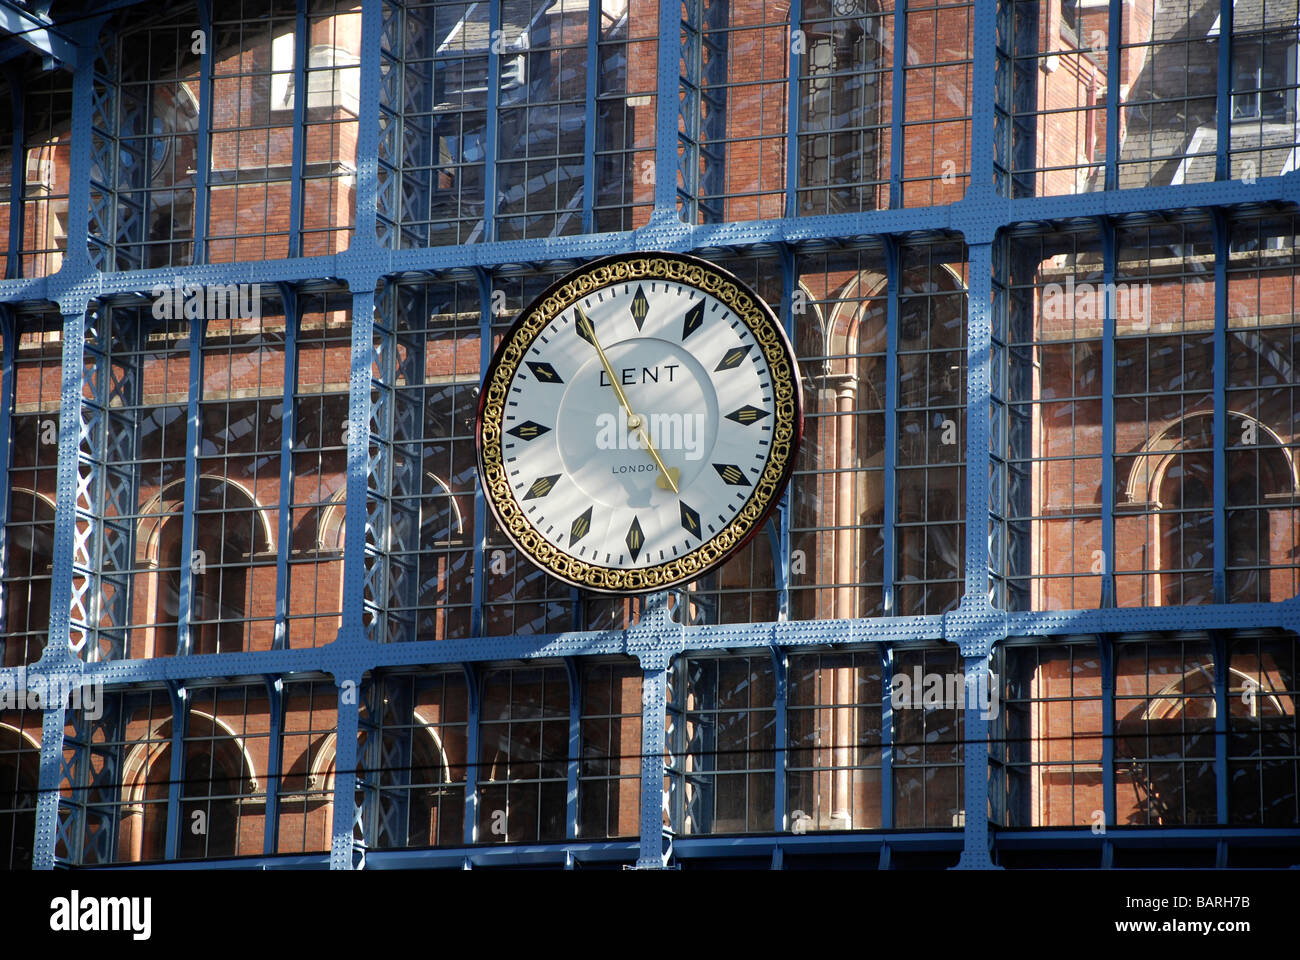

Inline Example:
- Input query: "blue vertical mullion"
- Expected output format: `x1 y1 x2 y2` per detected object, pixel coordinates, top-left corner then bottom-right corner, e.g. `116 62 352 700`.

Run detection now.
776 247 796 618
163 682 187 861
273 285 298 649
880 644 894 828
770 646 787 831
175 318 203 656
1104 0 1120 190
889 0 907 208
261 676 283 854
471 270 492 636
0 310 14 625
462 662 481 845
287 0 309 258
1213 631 1229 824
1100 220 1116 606
352 0 383 243
883 237 899 612
963 240 993 602
191 0 213 264
1215 0 1232 182
33 706 68 869
967 0 996 196
565 657 581 839
483 0 500 242
654 0 684 216
5 65 24 278
581 0 600 234
784 0 803 219
636 662 670 867
327 674 362 869
1099 634 1114 829
1213 211 1228 603
340 288 376 638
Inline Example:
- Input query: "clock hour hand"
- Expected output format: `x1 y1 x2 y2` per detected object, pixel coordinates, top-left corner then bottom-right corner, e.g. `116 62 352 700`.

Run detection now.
574 304 680 494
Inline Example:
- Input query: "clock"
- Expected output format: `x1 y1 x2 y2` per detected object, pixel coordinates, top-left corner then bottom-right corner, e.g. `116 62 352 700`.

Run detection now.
476 253 803 594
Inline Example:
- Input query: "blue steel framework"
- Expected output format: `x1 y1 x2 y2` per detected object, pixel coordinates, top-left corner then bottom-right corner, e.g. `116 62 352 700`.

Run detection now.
0 0 1298 870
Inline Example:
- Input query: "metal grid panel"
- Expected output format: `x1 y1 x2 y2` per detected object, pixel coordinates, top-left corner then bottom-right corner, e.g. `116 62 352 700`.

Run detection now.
0 0 1298 871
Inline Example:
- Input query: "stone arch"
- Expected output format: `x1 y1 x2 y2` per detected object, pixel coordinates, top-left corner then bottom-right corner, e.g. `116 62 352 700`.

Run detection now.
136 475 276 656
1123 411 1299 604
119 710 258 862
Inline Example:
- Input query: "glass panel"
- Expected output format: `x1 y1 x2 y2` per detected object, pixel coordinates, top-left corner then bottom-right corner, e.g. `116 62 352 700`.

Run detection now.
290 292 350 647
1113 222 1215 606
1117 0 1217 188
1000 641 1104 826
1007 0 1109 196
788 650 884 829
892 645 964 827
579 660 641 838
796 0 892 214
4 317 62 666
1114 638 1217 825
1225 216 1300 603
1004 230 1105 610
478 665 569 842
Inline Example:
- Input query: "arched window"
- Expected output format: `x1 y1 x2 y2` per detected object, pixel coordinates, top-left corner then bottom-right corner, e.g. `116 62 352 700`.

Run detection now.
1115 640 1297 827
139 477 275 656
1123 411 1299 605
121 713 256 861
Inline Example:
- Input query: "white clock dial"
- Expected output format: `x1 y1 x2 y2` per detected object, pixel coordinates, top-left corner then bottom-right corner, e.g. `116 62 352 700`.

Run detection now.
478 254 801 594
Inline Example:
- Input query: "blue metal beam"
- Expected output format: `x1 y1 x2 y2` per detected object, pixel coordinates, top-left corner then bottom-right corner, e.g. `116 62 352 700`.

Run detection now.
7 0 1300 875
174 317 203 656
287 0 308 259
581 0 599 234
564 657 581 840
0 0 76 68
4 63 23 277
462 662 481 845
190 0 213 265
1100 220 1116 606
272 285 298 650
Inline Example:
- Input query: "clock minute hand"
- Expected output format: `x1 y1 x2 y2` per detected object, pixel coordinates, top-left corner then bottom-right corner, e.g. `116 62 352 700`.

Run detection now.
575 305 680 494
576 305 635 414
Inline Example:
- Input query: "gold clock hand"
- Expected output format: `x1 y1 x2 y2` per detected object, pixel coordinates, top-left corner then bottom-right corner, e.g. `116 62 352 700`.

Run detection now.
575 304 680 494
576 304 635 414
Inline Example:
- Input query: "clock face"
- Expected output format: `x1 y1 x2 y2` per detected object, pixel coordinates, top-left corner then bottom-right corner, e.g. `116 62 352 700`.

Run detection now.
477 253 802 594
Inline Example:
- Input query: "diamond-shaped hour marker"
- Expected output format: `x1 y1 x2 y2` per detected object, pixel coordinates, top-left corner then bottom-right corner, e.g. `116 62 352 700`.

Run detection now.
715 345 753 371
625 516 644 560
570 506 594 545
682 300 705 340
713 463 751 486
630 285 649 330
526 361 563 384
725 405 769 426
506 420 551 441
574 304 597 345
680 501 701 539
524 474 561 500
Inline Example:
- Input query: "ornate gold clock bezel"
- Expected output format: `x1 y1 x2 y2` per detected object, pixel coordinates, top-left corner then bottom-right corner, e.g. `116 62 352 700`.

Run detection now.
475 252 804 594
